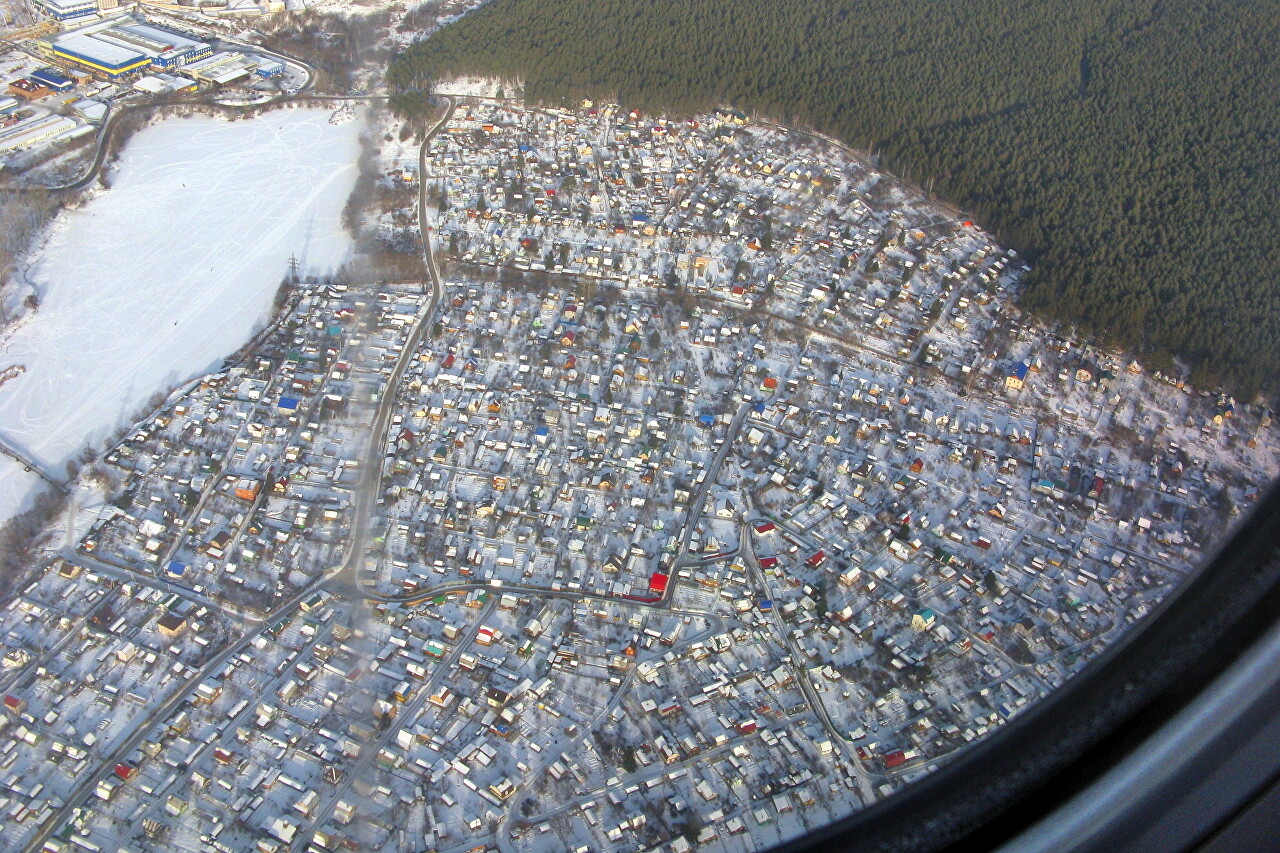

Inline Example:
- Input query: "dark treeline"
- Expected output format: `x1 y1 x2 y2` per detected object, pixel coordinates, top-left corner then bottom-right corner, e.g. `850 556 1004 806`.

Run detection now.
388 0 1280 400
0 189 60 311
260 9 396 92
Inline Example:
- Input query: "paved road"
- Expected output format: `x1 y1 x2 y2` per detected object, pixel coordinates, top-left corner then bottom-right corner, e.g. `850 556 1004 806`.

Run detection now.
18 95 458 853
0 612 86 696
759 504 1051 697
737 517 878 804
0 43 360 196
116 600 350 848
18 93 763 853
63 549 246 617
513 728 765 833
289 597 499 851
672 400 753 566
495 613 730 852
0 429 67 494
18 579 331 853
333 97 456 599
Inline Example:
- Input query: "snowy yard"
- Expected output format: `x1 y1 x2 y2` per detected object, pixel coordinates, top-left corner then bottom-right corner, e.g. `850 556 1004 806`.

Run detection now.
0 108 363 523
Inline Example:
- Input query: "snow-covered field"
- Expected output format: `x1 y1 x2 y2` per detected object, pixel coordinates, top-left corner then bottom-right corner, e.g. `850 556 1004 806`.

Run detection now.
434 76 513 99
0 108 362 524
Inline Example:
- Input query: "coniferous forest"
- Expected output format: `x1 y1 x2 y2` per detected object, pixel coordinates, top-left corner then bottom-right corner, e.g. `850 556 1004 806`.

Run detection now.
388 0 1280 399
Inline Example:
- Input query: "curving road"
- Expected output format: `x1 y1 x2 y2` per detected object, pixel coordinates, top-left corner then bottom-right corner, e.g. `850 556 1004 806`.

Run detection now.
737 517 879 803
331 96 455 597
17 575 339 853
17 95 457 853
495 613 731 852
15 89 762 853
0 429 67 493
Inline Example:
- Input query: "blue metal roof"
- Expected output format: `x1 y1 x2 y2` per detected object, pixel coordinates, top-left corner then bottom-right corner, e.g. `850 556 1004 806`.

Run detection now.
52 36 147 75
30 67 74 90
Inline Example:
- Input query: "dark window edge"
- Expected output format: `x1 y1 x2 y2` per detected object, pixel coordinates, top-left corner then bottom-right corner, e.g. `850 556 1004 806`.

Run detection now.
768 478 1280 853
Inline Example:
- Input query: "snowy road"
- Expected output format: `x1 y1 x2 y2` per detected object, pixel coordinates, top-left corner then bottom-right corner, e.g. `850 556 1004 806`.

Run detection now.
0 109 362 523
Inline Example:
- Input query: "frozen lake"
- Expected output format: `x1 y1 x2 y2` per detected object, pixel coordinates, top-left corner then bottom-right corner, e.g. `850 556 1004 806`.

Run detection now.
0 108 362 524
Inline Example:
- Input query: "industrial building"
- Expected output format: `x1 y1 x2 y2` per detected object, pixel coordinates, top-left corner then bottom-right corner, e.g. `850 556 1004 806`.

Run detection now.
0 114 76 154
31 0 97 22
45 31 149 78
113 22 213 68
7 79 53 101
255 58 284 77
69 98 107 122
39 18 212 79
29 67 76 92
178 51 258 86
133 73 196 95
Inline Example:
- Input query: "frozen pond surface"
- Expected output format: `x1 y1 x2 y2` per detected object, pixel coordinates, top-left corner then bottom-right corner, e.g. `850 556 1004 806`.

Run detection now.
0 108 362 523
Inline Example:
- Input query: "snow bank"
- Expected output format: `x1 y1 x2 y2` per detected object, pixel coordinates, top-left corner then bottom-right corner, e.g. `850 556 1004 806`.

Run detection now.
435 76 515 99
0 108 362 523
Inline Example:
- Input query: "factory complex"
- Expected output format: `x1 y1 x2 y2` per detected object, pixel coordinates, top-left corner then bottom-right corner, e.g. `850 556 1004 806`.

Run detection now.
30 0 101 23
37 16 212 78
0 7 303 168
